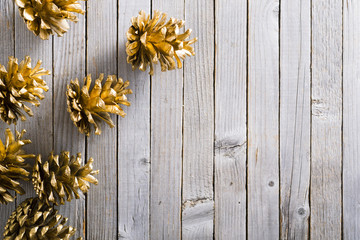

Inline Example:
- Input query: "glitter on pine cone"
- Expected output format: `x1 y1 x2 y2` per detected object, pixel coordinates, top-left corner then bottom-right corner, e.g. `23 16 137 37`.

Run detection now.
126 10 198 75
15 0 85 40
0 128 35 205
66 74 133 136
3 197 82 240
0 56 50 125
32 151 99 206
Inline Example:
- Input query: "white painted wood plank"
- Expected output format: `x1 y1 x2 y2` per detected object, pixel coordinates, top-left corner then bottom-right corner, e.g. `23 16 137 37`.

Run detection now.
150 1 184 239
182 0 214 239
117 1 151 239
86 0 118 239
280 1 311 239
14 2 53 204
0 0 15 234
342 1 359 239
214 0 247 239
311 1 342 239
53 2 86 238
248 0 280 239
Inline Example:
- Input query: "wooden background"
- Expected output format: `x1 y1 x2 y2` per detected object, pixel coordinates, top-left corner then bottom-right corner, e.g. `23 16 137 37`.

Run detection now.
0 0 358 239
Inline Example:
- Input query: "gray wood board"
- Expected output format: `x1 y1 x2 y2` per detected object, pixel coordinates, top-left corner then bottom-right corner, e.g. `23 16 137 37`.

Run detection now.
310 0 343 239
248 0 280 239
280 0 311 239
214 0 247 239
53 1 86 237
343 0 359 239
182 0 214 239
117 0 151 239
150 0 184 239
0 1 15 234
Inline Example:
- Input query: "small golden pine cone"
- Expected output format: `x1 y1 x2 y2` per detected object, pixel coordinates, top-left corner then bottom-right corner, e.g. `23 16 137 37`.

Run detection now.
15 0 85 40
3 197 82 240
126 10 198 75
32 151 99 206
0 56 50 125
66 74 133 136
0 128 36 205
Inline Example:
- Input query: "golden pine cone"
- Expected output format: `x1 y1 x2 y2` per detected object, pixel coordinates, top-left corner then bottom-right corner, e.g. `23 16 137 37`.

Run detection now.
0 56 50 125
0 128 36 204
3 197 82 240
126 10 198 75
32 151 99 206
15 0 85 40
66 74 133 136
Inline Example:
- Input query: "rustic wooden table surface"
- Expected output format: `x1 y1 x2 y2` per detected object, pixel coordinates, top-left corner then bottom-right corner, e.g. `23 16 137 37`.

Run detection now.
0 0 358 239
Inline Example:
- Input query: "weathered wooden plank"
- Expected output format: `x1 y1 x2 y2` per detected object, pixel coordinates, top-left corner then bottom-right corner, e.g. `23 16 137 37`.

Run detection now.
182 0 214 239
86 0 118 239
14 2 53 204
343 1 359 239
279 0 311 239
53 2 86 238
117 1 151 239
0 0 15 234
310 0 342 239
150 1 184 239
248 0 280 239
214 0 247 239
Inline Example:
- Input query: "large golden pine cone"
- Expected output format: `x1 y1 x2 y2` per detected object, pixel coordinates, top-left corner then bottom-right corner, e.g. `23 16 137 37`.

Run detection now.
3 197 82 240
126 10 197 75
0 128 36 204
15 0 85 40
66 74 133 136
32 151 99 206
0 56 50 125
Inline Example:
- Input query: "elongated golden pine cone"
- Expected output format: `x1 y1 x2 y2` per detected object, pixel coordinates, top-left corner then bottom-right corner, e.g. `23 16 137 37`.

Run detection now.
66 74 132 136
0 128 36 204
0 56 50 125
32 151 99 206
15 0 85 40
3 197 82 240
126 10 197 75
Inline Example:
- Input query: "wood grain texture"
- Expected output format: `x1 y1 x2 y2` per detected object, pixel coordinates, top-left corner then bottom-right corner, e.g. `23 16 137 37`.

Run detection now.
14 2 53 205
53 1 86 238
343 1 359 239
0 0 15 234
279 1 311 239
214 0 247 239
117 1 151 239
86 0 118 239
150 1 184 239
182 0 214 239
310 0 342 239
0 2 357 239
248 0 280 239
